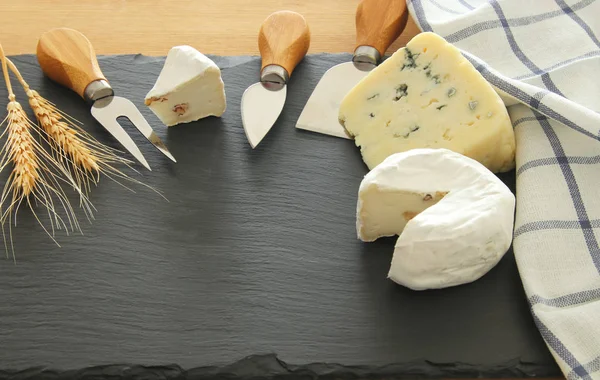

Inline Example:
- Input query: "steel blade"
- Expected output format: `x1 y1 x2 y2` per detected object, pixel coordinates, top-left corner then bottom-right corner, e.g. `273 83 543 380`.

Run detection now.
241 82 286 149
94 96 177 163
90 98 151 170
296 62 372 139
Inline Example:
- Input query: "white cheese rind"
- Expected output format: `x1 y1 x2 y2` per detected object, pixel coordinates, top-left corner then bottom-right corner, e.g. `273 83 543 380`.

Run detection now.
357 148 515 290
145 45 226 127
339 32 515 174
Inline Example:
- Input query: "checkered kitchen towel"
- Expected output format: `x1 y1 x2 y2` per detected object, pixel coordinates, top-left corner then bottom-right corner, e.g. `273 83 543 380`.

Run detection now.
406 0 600 378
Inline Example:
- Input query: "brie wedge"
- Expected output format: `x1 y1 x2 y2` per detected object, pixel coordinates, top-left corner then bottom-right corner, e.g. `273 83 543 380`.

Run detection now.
339 32 515 174
145 45 226 126
357 148 515 290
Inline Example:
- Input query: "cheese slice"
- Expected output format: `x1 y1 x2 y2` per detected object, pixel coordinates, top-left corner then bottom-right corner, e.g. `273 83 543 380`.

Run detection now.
357 148 515 290
145 45 226 126
339 32 515 174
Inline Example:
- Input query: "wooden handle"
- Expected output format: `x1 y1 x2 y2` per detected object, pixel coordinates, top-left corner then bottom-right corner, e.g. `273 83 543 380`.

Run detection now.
36 27 106 99
258 10 310 77
355 0 408 56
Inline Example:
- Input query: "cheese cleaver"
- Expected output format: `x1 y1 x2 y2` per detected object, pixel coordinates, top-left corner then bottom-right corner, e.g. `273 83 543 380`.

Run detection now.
295 0 408 139
241 11 310 149
36 28 176 170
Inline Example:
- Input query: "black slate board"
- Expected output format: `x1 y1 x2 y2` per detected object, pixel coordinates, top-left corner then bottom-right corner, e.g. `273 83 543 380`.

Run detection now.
0 54 561 379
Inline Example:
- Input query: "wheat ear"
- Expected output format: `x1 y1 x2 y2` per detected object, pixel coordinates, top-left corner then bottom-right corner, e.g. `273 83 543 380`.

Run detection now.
0 46 84 260
5 58 166 204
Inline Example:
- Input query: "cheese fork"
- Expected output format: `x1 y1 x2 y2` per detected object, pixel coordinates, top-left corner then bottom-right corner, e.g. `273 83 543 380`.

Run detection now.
36 27 176 170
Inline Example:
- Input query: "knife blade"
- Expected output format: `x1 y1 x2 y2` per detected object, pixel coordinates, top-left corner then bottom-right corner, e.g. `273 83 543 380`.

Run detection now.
36 27 177 170
241 10 310 149
295 0 409 139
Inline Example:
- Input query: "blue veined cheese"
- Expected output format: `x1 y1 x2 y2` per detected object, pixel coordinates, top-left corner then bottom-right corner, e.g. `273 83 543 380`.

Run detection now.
357 148 516 291
145 45 226 127
339 32 515 173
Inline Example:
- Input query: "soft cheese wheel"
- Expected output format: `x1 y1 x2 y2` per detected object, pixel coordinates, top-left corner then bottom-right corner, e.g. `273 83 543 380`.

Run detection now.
339 32 515 173
357 148 515 290
145 45 226 126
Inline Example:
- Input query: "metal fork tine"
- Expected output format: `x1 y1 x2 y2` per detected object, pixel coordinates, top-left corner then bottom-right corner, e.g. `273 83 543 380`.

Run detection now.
90 98 152 170
111 96 177 163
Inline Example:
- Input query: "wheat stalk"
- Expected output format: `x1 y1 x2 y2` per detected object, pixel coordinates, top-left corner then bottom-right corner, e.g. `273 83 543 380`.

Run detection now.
0 45 167 259
4 57 165 211
0 45 84 260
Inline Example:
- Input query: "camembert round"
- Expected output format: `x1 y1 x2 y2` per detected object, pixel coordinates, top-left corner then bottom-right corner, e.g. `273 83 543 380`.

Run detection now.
357 148 515 290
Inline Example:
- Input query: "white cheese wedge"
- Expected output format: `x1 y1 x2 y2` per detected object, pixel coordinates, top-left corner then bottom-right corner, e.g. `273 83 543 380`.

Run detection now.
145 45 226 126
357 148 515 291
339 32 515 174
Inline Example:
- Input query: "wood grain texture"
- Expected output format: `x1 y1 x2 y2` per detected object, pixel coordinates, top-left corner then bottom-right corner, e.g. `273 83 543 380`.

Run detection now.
355 0 409 56
0 0 421 57
258 11 310 76
36 28 106 98
0 54 561 379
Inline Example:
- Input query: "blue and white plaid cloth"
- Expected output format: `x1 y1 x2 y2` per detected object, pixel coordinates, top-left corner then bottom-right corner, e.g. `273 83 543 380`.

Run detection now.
406 0 600 378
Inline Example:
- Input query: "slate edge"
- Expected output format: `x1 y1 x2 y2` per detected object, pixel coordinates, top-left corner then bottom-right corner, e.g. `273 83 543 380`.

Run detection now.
0 353 562 379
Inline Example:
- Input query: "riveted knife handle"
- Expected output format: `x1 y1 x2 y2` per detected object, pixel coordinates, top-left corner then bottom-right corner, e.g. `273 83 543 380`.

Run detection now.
258 10 311 79
36 28 107 99
355 0 408 57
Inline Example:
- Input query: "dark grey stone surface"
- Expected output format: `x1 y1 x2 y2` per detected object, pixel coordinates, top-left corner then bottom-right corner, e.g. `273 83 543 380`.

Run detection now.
0 53 560 378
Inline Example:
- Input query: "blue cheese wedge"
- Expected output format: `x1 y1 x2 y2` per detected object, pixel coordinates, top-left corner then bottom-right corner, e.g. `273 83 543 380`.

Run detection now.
145 45 226 127
357 148 515 290
339 32 515 173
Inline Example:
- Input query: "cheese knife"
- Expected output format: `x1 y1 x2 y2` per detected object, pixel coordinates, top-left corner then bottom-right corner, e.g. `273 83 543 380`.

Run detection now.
295 0 408 139
241 10 310 148
36 28 176 170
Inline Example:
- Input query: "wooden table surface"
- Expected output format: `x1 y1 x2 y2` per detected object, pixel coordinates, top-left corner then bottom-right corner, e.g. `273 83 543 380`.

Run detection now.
1 1 562 379
2 0 421 56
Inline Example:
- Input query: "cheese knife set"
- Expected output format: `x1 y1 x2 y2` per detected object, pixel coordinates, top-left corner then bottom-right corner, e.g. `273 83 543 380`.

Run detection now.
21 0 412 167
1 0 517 290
